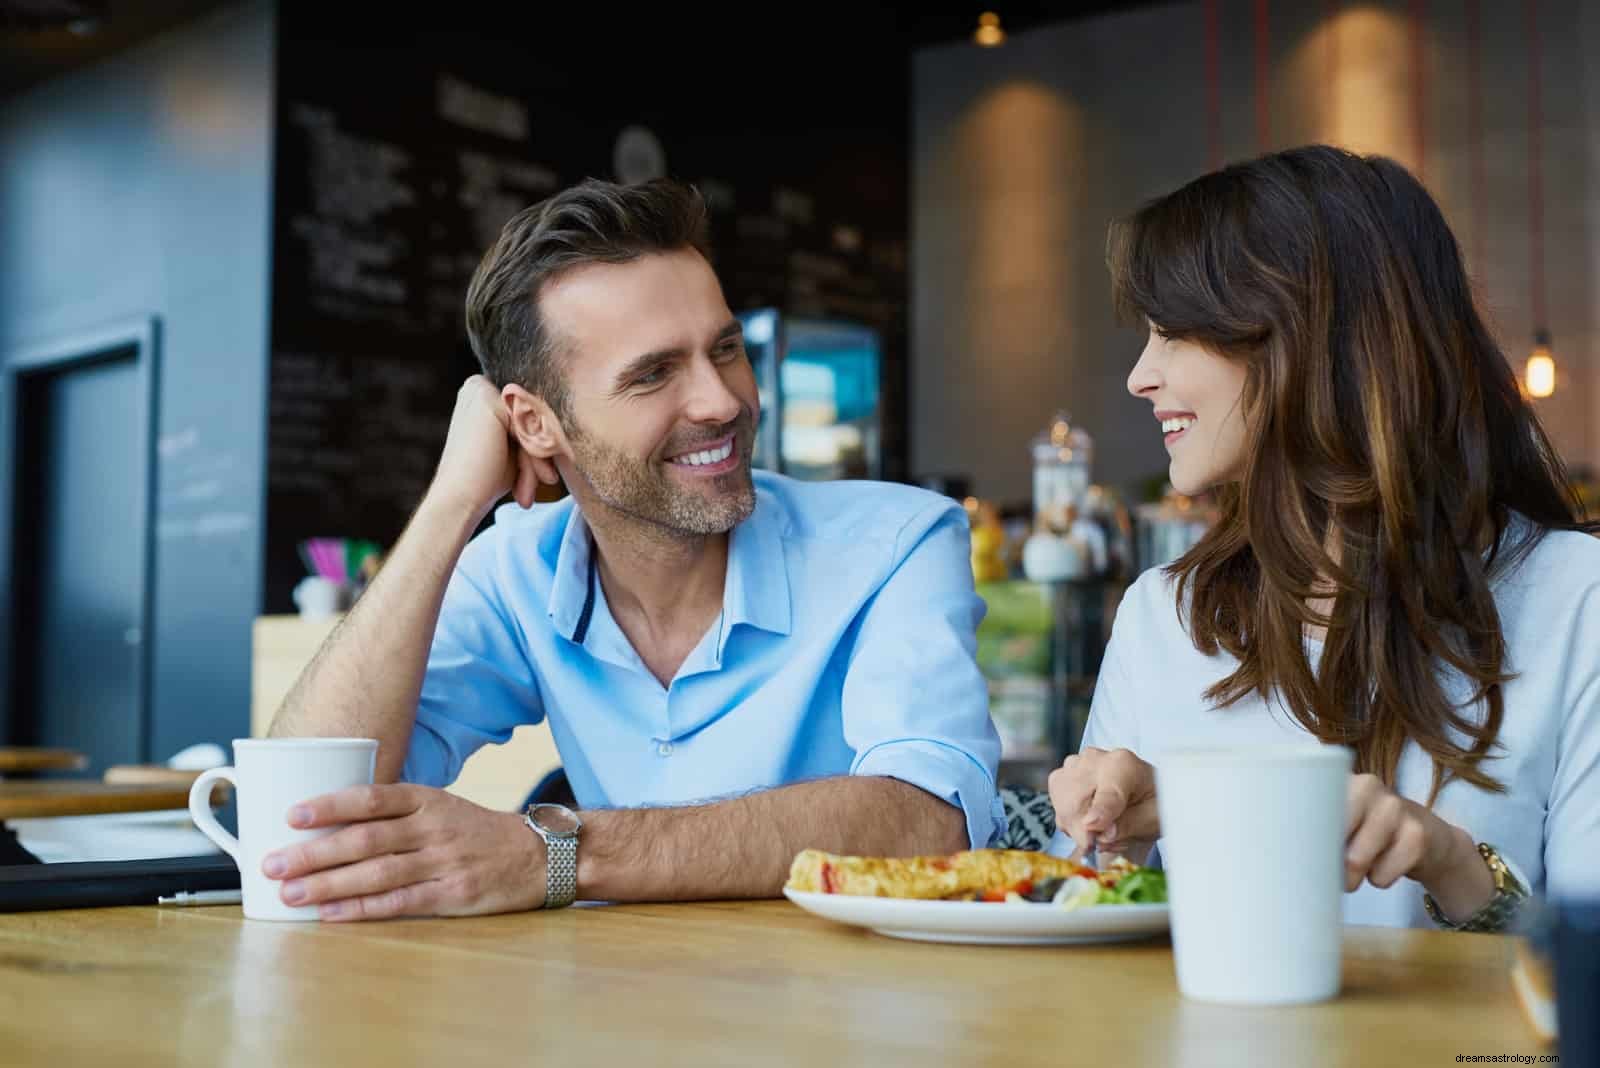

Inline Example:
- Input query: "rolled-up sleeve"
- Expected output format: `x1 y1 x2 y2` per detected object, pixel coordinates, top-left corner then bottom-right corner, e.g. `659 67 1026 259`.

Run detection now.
841 502 1005 848
400 551 544 788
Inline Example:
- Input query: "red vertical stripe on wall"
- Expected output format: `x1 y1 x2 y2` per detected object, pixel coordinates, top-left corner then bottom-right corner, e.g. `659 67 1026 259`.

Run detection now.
1466 0 1484 276
1411 0 1427 182
1206 0 1222 169
1527 0 1546 329
1324 0 1340 142
1254 0 1270 149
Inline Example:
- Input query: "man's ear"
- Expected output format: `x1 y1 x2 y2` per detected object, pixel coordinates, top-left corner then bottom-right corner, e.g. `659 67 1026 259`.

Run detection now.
502 384 565 487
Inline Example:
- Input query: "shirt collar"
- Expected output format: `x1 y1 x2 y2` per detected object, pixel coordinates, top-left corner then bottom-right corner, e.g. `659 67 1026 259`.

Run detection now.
547 491 793 645
547 505 597 644
723 490 792 638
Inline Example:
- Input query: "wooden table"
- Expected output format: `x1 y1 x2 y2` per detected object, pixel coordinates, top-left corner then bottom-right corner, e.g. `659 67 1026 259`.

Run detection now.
0 781 208 820
0 900 1542 1067
0 748 86 775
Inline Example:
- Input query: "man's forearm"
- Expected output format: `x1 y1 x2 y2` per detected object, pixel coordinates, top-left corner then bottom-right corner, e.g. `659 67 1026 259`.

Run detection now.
575 776 971 902
269 490 485 782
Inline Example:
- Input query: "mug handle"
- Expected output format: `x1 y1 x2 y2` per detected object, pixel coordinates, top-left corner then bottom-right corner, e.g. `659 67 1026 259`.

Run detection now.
188 767 240 863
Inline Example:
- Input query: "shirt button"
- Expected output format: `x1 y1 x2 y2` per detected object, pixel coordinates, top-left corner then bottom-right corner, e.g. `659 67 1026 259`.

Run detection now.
656 741 674 757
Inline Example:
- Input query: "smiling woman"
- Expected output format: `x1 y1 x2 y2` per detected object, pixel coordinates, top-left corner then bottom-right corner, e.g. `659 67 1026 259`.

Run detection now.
1047 144 1600 933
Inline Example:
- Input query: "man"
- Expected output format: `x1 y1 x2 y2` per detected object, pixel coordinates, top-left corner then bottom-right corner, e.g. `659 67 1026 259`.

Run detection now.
267 177 1003 920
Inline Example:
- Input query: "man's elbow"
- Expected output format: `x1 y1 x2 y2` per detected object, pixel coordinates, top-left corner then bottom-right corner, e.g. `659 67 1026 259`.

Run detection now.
904 785 971 854
940 803 974 853
871 777 975 855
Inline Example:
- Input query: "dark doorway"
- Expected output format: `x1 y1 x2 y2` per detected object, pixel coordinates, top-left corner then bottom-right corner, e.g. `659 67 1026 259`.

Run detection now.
3 319 158 774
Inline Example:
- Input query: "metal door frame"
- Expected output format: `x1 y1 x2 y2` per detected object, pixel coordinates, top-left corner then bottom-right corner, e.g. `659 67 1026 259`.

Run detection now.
0 316 161 757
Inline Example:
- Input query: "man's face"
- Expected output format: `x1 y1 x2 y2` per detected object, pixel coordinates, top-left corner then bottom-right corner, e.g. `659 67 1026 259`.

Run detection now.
540 249 760 537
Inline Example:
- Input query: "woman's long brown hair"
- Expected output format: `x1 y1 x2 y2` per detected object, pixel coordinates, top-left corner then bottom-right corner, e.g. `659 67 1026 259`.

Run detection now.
1108 144 1598 803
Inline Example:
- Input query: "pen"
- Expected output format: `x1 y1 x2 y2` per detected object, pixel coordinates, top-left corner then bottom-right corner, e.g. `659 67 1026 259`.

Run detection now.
157 889 243 907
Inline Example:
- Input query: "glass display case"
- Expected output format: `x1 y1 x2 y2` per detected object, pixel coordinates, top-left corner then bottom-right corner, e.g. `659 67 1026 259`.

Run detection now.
976 577 1119 788
737 308 883 481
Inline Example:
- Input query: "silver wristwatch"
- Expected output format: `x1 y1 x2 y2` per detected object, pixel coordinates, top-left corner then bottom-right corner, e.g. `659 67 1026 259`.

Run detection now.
523 802 582 909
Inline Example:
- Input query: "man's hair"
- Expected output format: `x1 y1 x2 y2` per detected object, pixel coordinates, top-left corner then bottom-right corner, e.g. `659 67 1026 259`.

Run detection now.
464 177 712 417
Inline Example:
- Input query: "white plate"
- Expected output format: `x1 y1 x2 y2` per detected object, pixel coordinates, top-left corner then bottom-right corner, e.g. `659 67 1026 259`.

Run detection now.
783 888 1170 946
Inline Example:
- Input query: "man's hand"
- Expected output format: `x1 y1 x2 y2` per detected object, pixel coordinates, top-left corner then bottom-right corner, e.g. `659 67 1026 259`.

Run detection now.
1047 746 1160 864
260 784 546 921
431 375 554 521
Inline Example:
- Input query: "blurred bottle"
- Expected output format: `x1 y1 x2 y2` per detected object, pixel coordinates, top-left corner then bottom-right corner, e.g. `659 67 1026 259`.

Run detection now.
1030 410 1093 535
965 497 1010 583
1025 411 1099 582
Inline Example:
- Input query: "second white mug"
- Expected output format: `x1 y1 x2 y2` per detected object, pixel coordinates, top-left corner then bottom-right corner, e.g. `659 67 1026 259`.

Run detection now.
1155 743 1353 1005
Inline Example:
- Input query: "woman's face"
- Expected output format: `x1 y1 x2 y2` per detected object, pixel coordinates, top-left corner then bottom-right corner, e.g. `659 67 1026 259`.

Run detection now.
1127 326 1250 496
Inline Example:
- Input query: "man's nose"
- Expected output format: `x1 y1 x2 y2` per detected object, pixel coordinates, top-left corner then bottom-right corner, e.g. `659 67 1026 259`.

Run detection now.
683 352 743 425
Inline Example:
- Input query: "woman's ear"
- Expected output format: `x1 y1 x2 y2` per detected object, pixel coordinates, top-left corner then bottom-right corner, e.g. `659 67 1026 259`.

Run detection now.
502 384 564 486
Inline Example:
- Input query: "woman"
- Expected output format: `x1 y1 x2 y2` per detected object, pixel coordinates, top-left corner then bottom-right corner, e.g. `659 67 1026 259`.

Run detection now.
1049 144 1600 930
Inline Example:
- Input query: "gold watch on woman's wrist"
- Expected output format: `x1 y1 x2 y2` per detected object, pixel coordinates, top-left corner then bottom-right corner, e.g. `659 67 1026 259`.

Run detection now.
1422 842 1528 933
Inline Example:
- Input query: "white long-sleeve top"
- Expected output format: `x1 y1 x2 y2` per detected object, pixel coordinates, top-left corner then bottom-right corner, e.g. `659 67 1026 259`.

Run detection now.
1055 519 1600 928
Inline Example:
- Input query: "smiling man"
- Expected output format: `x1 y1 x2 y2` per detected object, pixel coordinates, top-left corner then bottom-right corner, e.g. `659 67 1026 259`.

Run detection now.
266 178 1004 920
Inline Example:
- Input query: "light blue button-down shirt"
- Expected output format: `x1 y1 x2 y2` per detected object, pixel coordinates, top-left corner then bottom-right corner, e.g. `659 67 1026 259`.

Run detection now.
401 470 1005 848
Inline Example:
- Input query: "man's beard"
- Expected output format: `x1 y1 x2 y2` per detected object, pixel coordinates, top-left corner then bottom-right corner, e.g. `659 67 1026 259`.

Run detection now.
565 408 757 537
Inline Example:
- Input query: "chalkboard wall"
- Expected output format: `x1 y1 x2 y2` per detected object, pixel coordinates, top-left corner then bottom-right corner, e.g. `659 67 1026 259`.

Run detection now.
266 11 911 612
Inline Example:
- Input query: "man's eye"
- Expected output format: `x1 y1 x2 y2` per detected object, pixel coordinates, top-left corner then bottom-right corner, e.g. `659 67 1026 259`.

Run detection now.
634 367 667 387
715 343 745 362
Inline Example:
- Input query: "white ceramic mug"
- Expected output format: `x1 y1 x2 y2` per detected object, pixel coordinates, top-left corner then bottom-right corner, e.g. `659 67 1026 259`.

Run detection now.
1155 744 1354 1005
187 738 378 921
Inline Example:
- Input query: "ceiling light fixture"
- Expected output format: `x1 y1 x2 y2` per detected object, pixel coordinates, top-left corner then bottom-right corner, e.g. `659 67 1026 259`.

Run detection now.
974 12 1005 47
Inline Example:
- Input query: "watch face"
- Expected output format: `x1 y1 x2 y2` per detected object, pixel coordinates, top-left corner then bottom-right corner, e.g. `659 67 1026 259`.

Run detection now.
531 803 581 836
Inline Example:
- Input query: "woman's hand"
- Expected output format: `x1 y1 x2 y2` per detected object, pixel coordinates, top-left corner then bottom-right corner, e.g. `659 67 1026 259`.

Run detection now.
1047 747 1161 864
1344 773 1494 919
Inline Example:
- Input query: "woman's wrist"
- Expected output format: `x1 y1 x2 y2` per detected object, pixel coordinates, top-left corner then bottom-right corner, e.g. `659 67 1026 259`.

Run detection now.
1417 822 1496 923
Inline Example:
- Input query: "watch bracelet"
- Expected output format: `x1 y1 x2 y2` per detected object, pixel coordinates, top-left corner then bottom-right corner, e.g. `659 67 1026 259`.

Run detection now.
1422 842 1528 933
544 834 578 909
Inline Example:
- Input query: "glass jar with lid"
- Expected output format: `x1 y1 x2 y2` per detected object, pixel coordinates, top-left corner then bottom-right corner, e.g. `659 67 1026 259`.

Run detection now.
1030 410 1093 534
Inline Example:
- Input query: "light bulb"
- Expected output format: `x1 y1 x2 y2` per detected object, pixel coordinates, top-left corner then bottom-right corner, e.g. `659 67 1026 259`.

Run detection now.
1525 330 1555 399
974 12 1005 47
